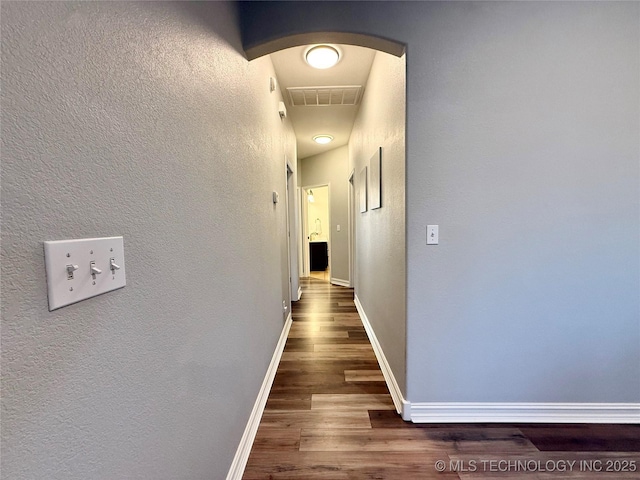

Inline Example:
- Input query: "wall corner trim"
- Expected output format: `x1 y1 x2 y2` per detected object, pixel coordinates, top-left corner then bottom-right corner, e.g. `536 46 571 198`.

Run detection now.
408 403 640 424
330 278 351 288
225 312 293 480
354 294 409 419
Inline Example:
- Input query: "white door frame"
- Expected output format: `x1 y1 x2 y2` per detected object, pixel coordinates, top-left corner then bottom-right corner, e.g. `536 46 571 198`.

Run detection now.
348 169 356 288
301 187 310 278
285 160 294 309
296 186 304 281
301 183 331 279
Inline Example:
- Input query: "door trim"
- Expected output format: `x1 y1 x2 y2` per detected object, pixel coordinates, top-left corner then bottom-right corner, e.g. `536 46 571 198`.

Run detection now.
301 183 331 279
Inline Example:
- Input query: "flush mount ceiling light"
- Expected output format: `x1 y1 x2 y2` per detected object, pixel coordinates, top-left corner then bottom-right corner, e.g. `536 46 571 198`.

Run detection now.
305 45 340 69
313 135 334 145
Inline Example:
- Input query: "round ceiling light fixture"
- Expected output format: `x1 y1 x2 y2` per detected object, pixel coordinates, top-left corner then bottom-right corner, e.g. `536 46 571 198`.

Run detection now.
313 134 334 145
305 45 340 69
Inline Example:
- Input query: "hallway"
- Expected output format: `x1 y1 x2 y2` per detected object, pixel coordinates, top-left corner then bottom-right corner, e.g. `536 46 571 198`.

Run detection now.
242 280 640 479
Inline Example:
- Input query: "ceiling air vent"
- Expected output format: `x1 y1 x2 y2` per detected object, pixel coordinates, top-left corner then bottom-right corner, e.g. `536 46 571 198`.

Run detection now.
287 86 363 106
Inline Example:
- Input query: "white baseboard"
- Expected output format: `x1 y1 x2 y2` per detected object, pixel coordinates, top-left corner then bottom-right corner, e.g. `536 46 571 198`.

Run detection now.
330 278 350 287
409 402 640 424
296 286 302 301
350 296 639 425
354 295 410 420
225 312 292 480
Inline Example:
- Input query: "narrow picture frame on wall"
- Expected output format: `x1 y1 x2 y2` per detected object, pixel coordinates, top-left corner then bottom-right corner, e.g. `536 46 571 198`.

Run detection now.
369 147 382 210
359 166 368 213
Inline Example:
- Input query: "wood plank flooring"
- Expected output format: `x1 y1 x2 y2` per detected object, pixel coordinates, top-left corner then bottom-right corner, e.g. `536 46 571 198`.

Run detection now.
243 278 640 479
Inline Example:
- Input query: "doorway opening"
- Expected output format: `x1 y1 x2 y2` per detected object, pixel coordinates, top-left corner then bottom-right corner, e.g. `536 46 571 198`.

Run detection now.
302 185 330 282
242 22 408 438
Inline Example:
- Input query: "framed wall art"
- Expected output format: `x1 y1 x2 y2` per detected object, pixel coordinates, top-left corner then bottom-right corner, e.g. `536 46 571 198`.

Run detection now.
359 166 367 213
369 147 382 210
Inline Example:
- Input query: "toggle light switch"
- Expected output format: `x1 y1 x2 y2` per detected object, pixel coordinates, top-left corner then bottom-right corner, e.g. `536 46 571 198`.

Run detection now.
44 236 126 310
427 225 439 245
90 262 102 276
66 264 79 279
110 258 121 273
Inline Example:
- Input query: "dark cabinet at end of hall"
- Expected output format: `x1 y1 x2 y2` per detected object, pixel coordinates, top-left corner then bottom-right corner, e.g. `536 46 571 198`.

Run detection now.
309 242 328 271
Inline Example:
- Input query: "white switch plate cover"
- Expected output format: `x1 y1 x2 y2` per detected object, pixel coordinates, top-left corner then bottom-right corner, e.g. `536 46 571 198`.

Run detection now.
427 225 439 245
44 236 126 311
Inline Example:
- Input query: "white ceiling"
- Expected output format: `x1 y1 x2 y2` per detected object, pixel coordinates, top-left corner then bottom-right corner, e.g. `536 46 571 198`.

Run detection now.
270 44 376 159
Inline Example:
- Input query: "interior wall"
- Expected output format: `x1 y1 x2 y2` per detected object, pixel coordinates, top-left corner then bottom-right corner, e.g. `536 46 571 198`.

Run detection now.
239 1 640 404
300 145 350 284
405 1 639 404
1 2 295 479
349 51 407 395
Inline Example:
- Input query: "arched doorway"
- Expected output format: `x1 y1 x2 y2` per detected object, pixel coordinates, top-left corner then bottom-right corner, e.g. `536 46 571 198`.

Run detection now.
243 31 405 60
243 27 409 421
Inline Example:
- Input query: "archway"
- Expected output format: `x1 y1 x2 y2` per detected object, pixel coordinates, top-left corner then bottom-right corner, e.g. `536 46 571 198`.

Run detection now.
244 27 409 420
243 31 405 60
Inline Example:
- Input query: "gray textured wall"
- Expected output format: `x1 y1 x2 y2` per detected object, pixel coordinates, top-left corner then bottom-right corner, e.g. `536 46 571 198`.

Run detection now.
240 1 640 404
403 1 639 403
1 2 295 478
349 51 407 395
301 145 350 284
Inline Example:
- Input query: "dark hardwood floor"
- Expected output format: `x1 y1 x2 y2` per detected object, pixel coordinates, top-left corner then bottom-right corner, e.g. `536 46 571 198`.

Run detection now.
243 278 640 479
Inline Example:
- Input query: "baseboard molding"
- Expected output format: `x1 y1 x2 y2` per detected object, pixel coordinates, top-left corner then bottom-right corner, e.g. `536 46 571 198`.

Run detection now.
330 278 350 287
354 295 410 420
296 286 302 301
409 402 640 424
225 312 292 480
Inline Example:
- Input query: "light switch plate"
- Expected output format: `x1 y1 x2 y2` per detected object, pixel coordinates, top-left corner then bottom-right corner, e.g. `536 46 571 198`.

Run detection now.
44 236 126 311
427 225 439 245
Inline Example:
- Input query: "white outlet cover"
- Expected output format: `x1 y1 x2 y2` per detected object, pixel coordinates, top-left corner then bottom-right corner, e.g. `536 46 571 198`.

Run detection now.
44 236 126 311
